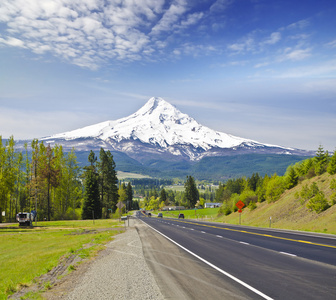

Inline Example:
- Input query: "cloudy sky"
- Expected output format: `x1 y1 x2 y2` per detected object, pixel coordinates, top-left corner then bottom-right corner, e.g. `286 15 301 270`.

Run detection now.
1 0 335 151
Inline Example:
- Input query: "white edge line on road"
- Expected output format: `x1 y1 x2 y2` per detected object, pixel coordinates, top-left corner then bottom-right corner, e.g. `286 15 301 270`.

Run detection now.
140 219 274 300
280 252 297 257
240 241 250 245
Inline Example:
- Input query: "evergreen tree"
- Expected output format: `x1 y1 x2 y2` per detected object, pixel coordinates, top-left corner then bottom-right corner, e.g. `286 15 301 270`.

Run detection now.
327 150 336 175
159 188 167 205
82 151 101 219
184 176 199 207
126 182 133 211
314 145 329 175
285 165 298 189
98 148 119 216
40 144 60 221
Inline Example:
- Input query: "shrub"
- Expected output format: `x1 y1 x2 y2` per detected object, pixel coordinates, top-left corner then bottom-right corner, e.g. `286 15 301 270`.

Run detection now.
306 192 330 213
248 202 257 211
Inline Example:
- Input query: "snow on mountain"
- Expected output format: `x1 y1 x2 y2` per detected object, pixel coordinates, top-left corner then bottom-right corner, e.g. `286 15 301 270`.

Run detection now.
45 97 285 152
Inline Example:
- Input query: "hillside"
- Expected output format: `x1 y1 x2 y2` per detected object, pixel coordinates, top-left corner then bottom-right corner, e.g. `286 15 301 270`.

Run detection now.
218 173 336 234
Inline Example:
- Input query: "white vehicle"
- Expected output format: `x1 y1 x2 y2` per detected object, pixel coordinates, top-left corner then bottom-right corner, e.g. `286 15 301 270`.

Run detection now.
17 212 33 226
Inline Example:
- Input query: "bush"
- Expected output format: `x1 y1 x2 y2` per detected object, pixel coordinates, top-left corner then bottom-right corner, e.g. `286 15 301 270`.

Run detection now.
330 192 336 205
248 202 257 211
306 192 330 213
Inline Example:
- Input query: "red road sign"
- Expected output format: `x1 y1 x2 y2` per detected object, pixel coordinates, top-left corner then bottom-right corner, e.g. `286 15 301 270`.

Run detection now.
236 200 245 209
238 209 242 213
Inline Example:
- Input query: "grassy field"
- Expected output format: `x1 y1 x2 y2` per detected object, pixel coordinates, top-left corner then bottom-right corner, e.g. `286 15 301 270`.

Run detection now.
117 171 151 179
0 219 124 299
157 207 220 220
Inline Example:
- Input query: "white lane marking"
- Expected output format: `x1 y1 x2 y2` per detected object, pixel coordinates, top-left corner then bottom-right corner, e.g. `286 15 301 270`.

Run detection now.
216 235 223 238
201 231 206 233
240 241 250 245
280 252 297 257
190 228 194 230
141 220 273 300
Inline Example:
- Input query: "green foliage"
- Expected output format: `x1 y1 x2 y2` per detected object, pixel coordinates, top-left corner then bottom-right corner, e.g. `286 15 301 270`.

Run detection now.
265 175 285 203
98 148 119 215
330 179 336 190
314 145 329 175
285 165 298 189
239 190 257 206
184 176 199 208
248 202 257 211
297 182 330 213
327 150 336 175
82 151 100 219
330 192 336 205
306 192 329 213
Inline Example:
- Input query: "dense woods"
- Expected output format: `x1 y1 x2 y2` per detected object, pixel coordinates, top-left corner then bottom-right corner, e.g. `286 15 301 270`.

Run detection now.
0 137 120 223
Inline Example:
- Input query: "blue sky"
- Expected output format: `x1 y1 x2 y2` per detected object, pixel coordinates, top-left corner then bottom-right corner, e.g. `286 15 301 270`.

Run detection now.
0 0 335 151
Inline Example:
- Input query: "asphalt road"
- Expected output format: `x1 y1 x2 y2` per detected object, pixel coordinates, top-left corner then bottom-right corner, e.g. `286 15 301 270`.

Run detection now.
137 212 336 300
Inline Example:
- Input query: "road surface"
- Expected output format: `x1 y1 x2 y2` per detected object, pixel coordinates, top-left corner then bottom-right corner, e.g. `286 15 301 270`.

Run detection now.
137 212 336 300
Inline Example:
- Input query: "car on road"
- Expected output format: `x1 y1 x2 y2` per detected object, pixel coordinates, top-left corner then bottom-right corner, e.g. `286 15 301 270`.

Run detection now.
148 213 151 217
178 213 184 219
157 212 163 218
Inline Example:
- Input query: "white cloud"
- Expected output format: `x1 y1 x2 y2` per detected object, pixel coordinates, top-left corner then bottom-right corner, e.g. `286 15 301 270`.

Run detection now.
0 36 25 47
279 48 311 62
0 0 205 69
150 0 188 35
262 32 281 45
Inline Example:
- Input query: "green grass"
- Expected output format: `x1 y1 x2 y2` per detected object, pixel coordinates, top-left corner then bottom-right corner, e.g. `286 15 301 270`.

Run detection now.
0 219 123 299
158 207 220 220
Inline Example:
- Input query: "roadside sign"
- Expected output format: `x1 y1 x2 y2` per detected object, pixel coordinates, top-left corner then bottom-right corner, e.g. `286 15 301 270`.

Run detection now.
238 209 242 213
236 200 245 210
117 201 124 210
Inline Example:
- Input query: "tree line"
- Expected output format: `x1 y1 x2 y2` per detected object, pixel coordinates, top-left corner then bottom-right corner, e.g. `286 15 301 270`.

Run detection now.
0 136 132 223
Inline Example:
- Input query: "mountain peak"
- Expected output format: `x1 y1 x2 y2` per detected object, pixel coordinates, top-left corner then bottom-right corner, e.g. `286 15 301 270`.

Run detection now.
43 97 299 160
136 96 175 116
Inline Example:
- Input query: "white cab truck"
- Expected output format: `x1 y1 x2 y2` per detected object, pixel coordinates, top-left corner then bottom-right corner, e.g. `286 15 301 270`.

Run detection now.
16 212 33 226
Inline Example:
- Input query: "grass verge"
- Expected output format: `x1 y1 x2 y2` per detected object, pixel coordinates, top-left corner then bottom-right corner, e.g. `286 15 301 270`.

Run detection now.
0 219 123 299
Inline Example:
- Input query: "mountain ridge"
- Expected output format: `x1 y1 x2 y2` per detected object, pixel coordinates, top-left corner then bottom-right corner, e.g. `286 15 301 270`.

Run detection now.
42 97 311 161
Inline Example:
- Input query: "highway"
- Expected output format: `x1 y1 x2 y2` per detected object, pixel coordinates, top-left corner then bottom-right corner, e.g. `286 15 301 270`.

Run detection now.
136 212 336 300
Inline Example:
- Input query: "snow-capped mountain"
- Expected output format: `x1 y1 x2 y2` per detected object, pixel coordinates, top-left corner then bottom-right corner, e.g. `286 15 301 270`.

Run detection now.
42 97 309 161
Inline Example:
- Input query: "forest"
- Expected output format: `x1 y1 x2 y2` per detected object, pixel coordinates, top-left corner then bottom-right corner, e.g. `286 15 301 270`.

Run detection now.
0 136 134 223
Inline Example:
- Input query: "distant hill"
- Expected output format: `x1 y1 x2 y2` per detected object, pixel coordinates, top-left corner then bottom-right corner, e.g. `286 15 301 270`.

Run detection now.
75 150 308 180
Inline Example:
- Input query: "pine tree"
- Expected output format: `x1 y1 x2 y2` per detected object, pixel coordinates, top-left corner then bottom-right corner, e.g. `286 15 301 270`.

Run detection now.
285 165 298 189
327 150 336 175
126 182 133 211
82 168 99 219
314 145 329 175
98 148 119 216
82 151 101 219
40 144 60 221
184 176 199 208
159 188 167 205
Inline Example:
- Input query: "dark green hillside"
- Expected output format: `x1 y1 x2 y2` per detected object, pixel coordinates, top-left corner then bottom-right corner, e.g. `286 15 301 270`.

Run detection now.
76 152 309 180
191 154 309 180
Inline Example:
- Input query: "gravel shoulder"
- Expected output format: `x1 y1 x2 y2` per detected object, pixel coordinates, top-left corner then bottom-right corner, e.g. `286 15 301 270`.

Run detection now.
41 218 164 300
